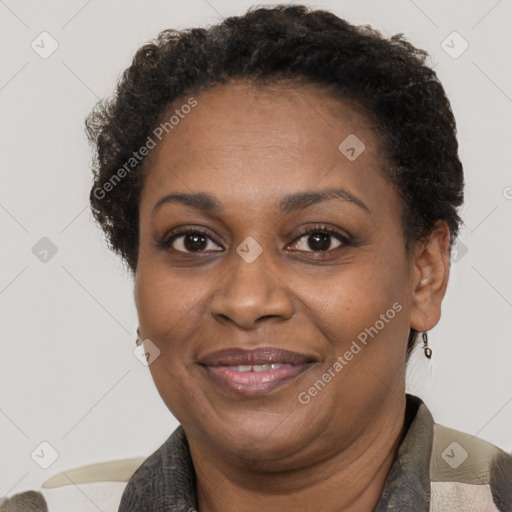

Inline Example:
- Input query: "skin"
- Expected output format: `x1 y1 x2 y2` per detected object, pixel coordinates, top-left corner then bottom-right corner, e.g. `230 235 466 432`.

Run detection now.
134 82 451 512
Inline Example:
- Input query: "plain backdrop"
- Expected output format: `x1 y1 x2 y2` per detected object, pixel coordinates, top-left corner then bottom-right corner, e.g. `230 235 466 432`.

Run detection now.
1 0 511 496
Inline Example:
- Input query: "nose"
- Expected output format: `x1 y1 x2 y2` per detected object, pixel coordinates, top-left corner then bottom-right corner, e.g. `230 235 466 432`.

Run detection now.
209 249 295 330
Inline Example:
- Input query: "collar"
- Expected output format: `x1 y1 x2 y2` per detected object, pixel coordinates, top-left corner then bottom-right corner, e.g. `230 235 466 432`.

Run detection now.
373 394 433 511
118 394 433 511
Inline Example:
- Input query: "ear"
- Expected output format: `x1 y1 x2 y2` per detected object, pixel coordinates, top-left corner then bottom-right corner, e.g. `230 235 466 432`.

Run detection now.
409 221 451 332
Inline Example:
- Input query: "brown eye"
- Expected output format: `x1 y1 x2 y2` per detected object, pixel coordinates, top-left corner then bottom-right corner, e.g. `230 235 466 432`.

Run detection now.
159 229 223 253
289 226 350 253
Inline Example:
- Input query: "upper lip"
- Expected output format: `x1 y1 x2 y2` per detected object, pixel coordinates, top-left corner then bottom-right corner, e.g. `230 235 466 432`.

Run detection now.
198 347 317 366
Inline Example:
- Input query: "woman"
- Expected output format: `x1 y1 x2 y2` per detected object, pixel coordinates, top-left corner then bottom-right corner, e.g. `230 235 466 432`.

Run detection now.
84 5 511 511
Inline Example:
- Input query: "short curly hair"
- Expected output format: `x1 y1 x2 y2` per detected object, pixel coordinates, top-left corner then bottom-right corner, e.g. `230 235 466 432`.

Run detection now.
86 4 464 353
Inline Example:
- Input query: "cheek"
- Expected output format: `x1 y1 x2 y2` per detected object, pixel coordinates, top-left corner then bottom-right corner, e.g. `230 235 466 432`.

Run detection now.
146 356 202 429
302 256 408 346
135 266 205 419
135 259 200 337
306 271 410 402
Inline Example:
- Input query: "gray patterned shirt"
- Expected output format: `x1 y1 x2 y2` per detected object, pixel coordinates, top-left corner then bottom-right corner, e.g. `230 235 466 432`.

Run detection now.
118 394 512 511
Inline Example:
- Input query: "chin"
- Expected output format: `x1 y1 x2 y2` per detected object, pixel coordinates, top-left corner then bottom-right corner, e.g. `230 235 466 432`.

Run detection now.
209 416 309 465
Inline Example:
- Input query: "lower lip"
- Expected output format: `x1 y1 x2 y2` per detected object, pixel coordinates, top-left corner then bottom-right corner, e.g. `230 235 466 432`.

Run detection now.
202 364 312 396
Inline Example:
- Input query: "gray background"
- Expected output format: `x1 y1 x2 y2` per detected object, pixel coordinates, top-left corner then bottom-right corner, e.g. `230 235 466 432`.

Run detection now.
1 0 511 497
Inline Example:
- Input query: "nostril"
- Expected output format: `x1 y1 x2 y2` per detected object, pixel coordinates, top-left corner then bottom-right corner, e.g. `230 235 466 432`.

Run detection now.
214 313 232 324
256 314 281 323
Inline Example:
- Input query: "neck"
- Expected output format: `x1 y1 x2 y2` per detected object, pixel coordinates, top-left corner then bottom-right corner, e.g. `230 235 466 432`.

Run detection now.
188 397 409 512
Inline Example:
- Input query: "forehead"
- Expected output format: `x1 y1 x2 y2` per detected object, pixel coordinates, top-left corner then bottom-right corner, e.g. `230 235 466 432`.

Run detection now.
140 82 394 214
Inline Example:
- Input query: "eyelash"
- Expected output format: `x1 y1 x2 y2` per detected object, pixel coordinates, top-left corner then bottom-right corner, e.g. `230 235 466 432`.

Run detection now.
155 225 352 254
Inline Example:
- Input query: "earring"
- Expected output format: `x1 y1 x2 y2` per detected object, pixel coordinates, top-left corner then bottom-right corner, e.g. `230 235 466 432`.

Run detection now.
422 331 432 359
135 328 142 347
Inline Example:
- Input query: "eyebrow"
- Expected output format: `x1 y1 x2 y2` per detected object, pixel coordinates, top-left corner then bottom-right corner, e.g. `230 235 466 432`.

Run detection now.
152 187 370 217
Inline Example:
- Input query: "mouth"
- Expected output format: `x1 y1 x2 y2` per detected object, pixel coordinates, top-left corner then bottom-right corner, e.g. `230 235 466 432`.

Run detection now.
198 347 317 397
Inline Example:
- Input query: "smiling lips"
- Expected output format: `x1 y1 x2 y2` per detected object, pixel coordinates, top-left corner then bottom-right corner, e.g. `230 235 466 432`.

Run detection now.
199 347 316 396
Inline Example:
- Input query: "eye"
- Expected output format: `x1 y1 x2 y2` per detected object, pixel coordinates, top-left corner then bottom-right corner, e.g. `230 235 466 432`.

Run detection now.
156 225 351 255
289 225 350 252
157 228 223 253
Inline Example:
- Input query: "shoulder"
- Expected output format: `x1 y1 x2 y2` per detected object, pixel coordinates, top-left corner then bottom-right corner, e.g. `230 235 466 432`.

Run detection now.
118 425 197 511
430 422 512 511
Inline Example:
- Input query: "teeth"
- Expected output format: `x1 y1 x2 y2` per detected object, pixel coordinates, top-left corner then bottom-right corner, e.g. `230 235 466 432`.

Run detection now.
226 363 292 372
271 363 290 370
253 364 272 372
228 365 252 372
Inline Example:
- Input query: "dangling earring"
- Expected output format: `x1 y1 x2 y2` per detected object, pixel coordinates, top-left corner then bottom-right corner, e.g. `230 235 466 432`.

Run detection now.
135 327 143 346
422 331 432 359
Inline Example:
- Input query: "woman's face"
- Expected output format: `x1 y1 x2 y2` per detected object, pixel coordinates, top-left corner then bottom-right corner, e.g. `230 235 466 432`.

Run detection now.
134 83 437 467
